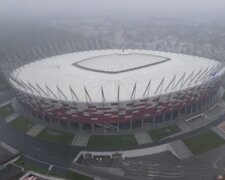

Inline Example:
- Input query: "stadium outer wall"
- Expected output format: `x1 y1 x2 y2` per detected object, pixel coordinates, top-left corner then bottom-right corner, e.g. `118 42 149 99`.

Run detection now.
11 76 222 132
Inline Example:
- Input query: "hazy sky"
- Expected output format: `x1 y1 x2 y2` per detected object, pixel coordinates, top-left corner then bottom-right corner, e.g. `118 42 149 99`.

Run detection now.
1 0 225 20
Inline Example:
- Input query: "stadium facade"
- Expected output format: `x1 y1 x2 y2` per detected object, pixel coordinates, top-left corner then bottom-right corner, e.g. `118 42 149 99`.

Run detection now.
5 49 225 132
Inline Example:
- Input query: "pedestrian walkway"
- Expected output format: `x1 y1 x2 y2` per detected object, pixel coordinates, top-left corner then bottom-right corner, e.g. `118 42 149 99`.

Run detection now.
0 100 13 108
134 131 152 145
186 115 209 130
4 113 20 123
177 121 192 133
71 133 90 147
204 104 225 120
26 124 45 137
211 127 225 140
217 100 225 108
170 140 193 160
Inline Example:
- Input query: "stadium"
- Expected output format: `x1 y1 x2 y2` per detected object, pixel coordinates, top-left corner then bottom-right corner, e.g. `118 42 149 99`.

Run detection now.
6 49 225 132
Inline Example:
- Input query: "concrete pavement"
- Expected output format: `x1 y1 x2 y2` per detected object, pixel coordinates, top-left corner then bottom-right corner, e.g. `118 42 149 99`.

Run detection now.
4 113 20 123
170 140 193 160
71 133 90 147
26 124 45 137
134 131 152 145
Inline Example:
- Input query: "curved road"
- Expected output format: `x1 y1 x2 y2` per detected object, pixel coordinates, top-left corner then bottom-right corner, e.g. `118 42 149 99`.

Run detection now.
0 120 82 167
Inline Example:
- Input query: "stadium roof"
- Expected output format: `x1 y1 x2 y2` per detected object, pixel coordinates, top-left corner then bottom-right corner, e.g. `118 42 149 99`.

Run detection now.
11 49 221 102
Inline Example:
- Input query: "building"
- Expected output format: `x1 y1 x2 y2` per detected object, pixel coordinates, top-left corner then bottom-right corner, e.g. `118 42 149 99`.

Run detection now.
6 49 225 132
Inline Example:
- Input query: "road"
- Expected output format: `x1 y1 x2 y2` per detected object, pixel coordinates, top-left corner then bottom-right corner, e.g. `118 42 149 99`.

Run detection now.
0 120 82 167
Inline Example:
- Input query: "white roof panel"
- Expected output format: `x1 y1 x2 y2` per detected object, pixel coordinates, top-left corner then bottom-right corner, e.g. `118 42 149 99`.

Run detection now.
11 49 221 102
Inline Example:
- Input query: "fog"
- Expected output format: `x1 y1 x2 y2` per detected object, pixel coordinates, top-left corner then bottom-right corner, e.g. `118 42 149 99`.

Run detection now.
1 0 225 61
1 0 225 19
1 1 225 180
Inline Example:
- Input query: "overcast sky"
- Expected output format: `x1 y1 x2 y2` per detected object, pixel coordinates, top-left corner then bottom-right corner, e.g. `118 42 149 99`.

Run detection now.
1 0 225 20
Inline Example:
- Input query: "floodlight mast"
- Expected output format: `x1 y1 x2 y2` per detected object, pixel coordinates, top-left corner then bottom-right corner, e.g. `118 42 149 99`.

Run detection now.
122 41 125 52
142 80 151 127
117 82 120 132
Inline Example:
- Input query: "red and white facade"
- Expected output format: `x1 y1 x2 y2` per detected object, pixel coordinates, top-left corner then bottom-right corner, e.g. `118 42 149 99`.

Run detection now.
7 50 225 131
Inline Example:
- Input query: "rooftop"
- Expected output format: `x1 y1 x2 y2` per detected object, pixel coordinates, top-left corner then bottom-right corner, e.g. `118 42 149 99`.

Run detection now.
73 52 169 73
11 49 221 102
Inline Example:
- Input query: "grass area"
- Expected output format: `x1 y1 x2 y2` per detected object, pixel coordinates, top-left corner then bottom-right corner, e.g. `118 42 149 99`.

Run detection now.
183 131 225 154
149 125 181 141
0 104 14 118
49 171 92 180
37 128 74 145
9 117 33 132
14 158 48 175
87 134 137 148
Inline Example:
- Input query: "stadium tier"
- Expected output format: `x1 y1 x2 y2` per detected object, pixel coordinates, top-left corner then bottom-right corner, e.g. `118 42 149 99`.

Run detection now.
7 49 225 131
